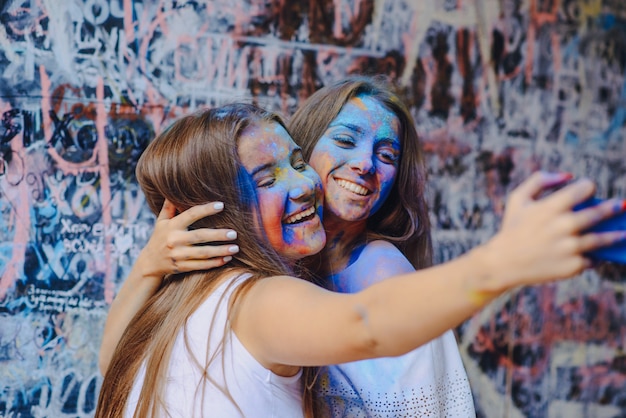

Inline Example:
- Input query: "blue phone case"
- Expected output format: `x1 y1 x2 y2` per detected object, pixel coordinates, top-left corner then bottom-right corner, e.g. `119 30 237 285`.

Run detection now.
574 197 626 264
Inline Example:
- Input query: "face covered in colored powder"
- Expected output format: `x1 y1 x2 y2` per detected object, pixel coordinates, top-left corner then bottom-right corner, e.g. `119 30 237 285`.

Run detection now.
308 95 401 223
238 121 326 261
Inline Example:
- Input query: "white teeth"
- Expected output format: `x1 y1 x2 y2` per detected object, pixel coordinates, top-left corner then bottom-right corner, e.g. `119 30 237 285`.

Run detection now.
336 179 369 196
285 206 316 224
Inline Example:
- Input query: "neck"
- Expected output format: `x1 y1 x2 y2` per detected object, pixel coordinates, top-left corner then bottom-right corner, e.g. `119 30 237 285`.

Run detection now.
318 211 368 278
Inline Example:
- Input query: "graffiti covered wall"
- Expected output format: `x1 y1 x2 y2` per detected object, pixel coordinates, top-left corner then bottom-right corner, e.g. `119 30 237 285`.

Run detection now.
0 0 624 416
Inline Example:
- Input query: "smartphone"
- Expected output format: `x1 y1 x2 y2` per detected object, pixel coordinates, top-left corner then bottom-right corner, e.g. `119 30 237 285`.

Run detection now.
574 197 626 264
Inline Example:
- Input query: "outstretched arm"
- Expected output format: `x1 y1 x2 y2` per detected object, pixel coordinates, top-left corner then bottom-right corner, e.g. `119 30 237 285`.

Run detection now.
235 173 626 370
99 200 239 375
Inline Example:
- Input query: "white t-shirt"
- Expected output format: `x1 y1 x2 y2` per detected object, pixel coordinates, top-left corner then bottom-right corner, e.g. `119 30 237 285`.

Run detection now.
316 241 476 417
125 274 303 418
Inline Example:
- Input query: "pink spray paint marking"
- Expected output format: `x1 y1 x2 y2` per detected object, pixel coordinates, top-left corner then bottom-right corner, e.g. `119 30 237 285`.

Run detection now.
96 78 114 304
40 67 114 303
0 107 30 300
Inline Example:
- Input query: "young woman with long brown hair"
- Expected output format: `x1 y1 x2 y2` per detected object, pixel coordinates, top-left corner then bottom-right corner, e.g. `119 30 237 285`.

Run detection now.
97 98 625 418
288 75 472 415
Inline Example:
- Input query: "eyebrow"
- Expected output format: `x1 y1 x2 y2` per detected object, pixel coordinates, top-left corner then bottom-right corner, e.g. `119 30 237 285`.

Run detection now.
249 162 274 177
329 122 365 134
376 137 401 147
330 123 400 146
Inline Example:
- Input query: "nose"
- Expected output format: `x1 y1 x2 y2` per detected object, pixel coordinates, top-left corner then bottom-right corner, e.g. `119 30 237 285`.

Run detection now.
288 171 316 201
349 148 375 175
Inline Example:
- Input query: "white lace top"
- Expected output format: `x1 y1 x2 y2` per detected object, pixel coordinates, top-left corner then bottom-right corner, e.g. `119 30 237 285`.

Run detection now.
316 240 476 417
315 330 475 417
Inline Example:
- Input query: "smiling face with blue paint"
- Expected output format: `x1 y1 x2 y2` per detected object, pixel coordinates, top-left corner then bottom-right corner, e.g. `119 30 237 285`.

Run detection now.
307 95 401 223
238 121 326 261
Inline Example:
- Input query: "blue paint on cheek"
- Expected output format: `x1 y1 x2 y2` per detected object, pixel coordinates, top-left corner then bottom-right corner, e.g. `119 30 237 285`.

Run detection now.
310 145 335 172
370 174 395 215
283 226 297 246
238 167 259 207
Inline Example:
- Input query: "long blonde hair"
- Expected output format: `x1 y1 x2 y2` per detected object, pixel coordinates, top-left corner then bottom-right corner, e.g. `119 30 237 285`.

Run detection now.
96 104 314 417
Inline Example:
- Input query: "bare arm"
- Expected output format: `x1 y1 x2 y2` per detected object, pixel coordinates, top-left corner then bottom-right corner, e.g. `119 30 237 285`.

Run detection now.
99 200 239 375
235 173 626 371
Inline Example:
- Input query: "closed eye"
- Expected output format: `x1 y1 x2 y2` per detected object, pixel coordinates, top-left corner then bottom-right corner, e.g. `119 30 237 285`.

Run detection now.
333 135 356 147
376 141 400 164
291 149 307 171
378 149 399 163
293 160 307 171
257 177 276 188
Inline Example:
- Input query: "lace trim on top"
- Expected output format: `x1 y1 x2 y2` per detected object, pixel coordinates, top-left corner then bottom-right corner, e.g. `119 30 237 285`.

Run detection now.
316 369 475 417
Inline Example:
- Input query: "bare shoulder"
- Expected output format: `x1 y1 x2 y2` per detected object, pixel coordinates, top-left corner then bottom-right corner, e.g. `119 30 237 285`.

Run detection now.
231 273 345 370
239 274 329 308
360 240 413 270
362 240 406 256
340 240 415 290
232 274 322 330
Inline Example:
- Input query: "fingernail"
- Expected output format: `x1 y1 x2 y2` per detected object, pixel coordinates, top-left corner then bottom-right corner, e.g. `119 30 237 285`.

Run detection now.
223 256 232 262
543 172 573 183
214 202 224 210
229 245 239 253
226 231 237 239
559 172 573 180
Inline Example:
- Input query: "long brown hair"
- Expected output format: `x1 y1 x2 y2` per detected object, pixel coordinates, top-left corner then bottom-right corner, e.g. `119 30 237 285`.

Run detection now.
289 75 433 270
96 104 315 417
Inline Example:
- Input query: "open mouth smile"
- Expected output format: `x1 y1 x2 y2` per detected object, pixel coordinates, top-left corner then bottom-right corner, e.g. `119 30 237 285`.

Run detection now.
336 179 370 196
284 206 316 224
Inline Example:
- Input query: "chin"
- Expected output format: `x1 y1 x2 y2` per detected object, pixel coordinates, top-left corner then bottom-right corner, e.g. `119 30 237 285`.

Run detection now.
333 211 370 223
284 237 326 261
309 236 327 255
325 203 372 223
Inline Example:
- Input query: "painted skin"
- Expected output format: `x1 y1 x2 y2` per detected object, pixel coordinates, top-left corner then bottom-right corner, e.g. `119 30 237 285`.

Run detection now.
237 121 327 261
307 96 475 416
306 93 411 295
308 95 401 225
